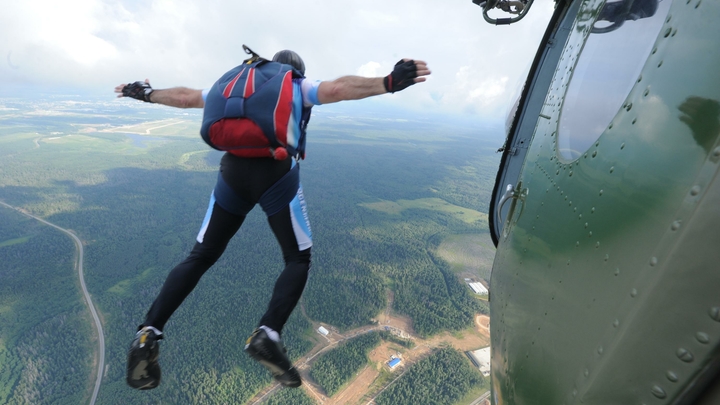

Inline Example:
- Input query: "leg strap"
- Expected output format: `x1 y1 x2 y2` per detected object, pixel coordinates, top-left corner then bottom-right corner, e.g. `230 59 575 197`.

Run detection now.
259 162 300 216
213 171 255 216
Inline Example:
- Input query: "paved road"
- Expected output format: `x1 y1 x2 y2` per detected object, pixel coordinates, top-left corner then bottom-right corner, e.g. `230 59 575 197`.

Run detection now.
468 390 491 405
0 201 105 405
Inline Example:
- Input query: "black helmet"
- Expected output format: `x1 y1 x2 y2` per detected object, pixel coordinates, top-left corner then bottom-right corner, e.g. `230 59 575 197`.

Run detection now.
272 50 305 75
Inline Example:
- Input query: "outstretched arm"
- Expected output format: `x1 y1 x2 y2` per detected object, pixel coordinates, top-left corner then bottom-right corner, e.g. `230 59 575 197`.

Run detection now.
317 59 431 105
114 79 205 108
317 77 386 104
148 87 204 108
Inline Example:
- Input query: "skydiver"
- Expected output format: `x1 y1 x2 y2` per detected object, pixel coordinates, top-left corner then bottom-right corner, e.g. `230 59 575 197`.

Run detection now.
115 50 430 390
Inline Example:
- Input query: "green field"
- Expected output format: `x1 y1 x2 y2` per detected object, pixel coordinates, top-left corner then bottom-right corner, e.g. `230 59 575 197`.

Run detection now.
436 233 495 281
0 236 30 247
0 94 499 404
360 197 486 224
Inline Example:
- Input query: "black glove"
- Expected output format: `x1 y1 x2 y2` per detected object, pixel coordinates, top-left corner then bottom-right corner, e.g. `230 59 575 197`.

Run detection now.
383 60 417 93
122 81 154 102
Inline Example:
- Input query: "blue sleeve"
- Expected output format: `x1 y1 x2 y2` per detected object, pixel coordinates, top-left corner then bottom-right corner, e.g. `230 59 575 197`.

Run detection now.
299 78 322 106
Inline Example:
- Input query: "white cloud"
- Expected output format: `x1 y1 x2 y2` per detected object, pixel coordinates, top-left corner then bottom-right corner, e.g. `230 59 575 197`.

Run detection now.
450 66 510 107
3 0 117 66
357 62 382 78
355 8 400 27
0 0 556 122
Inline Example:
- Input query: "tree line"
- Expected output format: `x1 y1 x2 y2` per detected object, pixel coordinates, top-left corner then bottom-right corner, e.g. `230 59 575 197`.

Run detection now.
375 347 487 405
310 331 382 396
0 102 498 404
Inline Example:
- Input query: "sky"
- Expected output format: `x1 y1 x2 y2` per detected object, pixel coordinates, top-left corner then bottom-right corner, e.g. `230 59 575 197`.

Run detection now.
0 0 556 125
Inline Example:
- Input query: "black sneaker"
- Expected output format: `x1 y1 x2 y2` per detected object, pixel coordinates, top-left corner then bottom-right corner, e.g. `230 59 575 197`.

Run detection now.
126 327 162 390
244 328 302 388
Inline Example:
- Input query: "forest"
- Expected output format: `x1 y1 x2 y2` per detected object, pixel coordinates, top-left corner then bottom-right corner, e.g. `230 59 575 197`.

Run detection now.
0 94 498 404
0 210 92 405
310 332 381 396
375 347 488 405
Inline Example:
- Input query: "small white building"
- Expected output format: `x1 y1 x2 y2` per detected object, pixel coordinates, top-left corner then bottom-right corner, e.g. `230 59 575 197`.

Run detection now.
468 282 488 295
466 347 491 377
317 326 329 336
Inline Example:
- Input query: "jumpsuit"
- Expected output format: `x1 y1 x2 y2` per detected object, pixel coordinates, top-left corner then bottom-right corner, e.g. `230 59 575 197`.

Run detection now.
141 77 321 334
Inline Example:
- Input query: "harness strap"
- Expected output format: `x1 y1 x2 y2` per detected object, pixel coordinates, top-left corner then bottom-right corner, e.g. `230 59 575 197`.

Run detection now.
212 171 255 217
212 161 301 218
259 162 300 216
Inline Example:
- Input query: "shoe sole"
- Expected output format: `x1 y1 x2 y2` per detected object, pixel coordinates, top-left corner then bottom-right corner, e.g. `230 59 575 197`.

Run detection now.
245 346 302 387
131 360 150 380
127 358 160 389
127 335 160 390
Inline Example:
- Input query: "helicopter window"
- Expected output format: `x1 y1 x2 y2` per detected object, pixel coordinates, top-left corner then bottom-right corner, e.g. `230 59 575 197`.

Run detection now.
557 0 671 161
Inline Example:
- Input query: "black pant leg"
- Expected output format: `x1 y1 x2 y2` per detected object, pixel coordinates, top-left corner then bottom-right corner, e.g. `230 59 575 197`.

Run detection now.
143 202 245 331
258 205 311 333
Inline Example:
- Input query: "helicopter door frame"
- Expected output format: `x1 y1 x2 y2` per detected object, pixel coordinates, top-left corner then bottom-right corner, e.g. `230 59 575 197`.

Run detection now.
489 0 579 246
